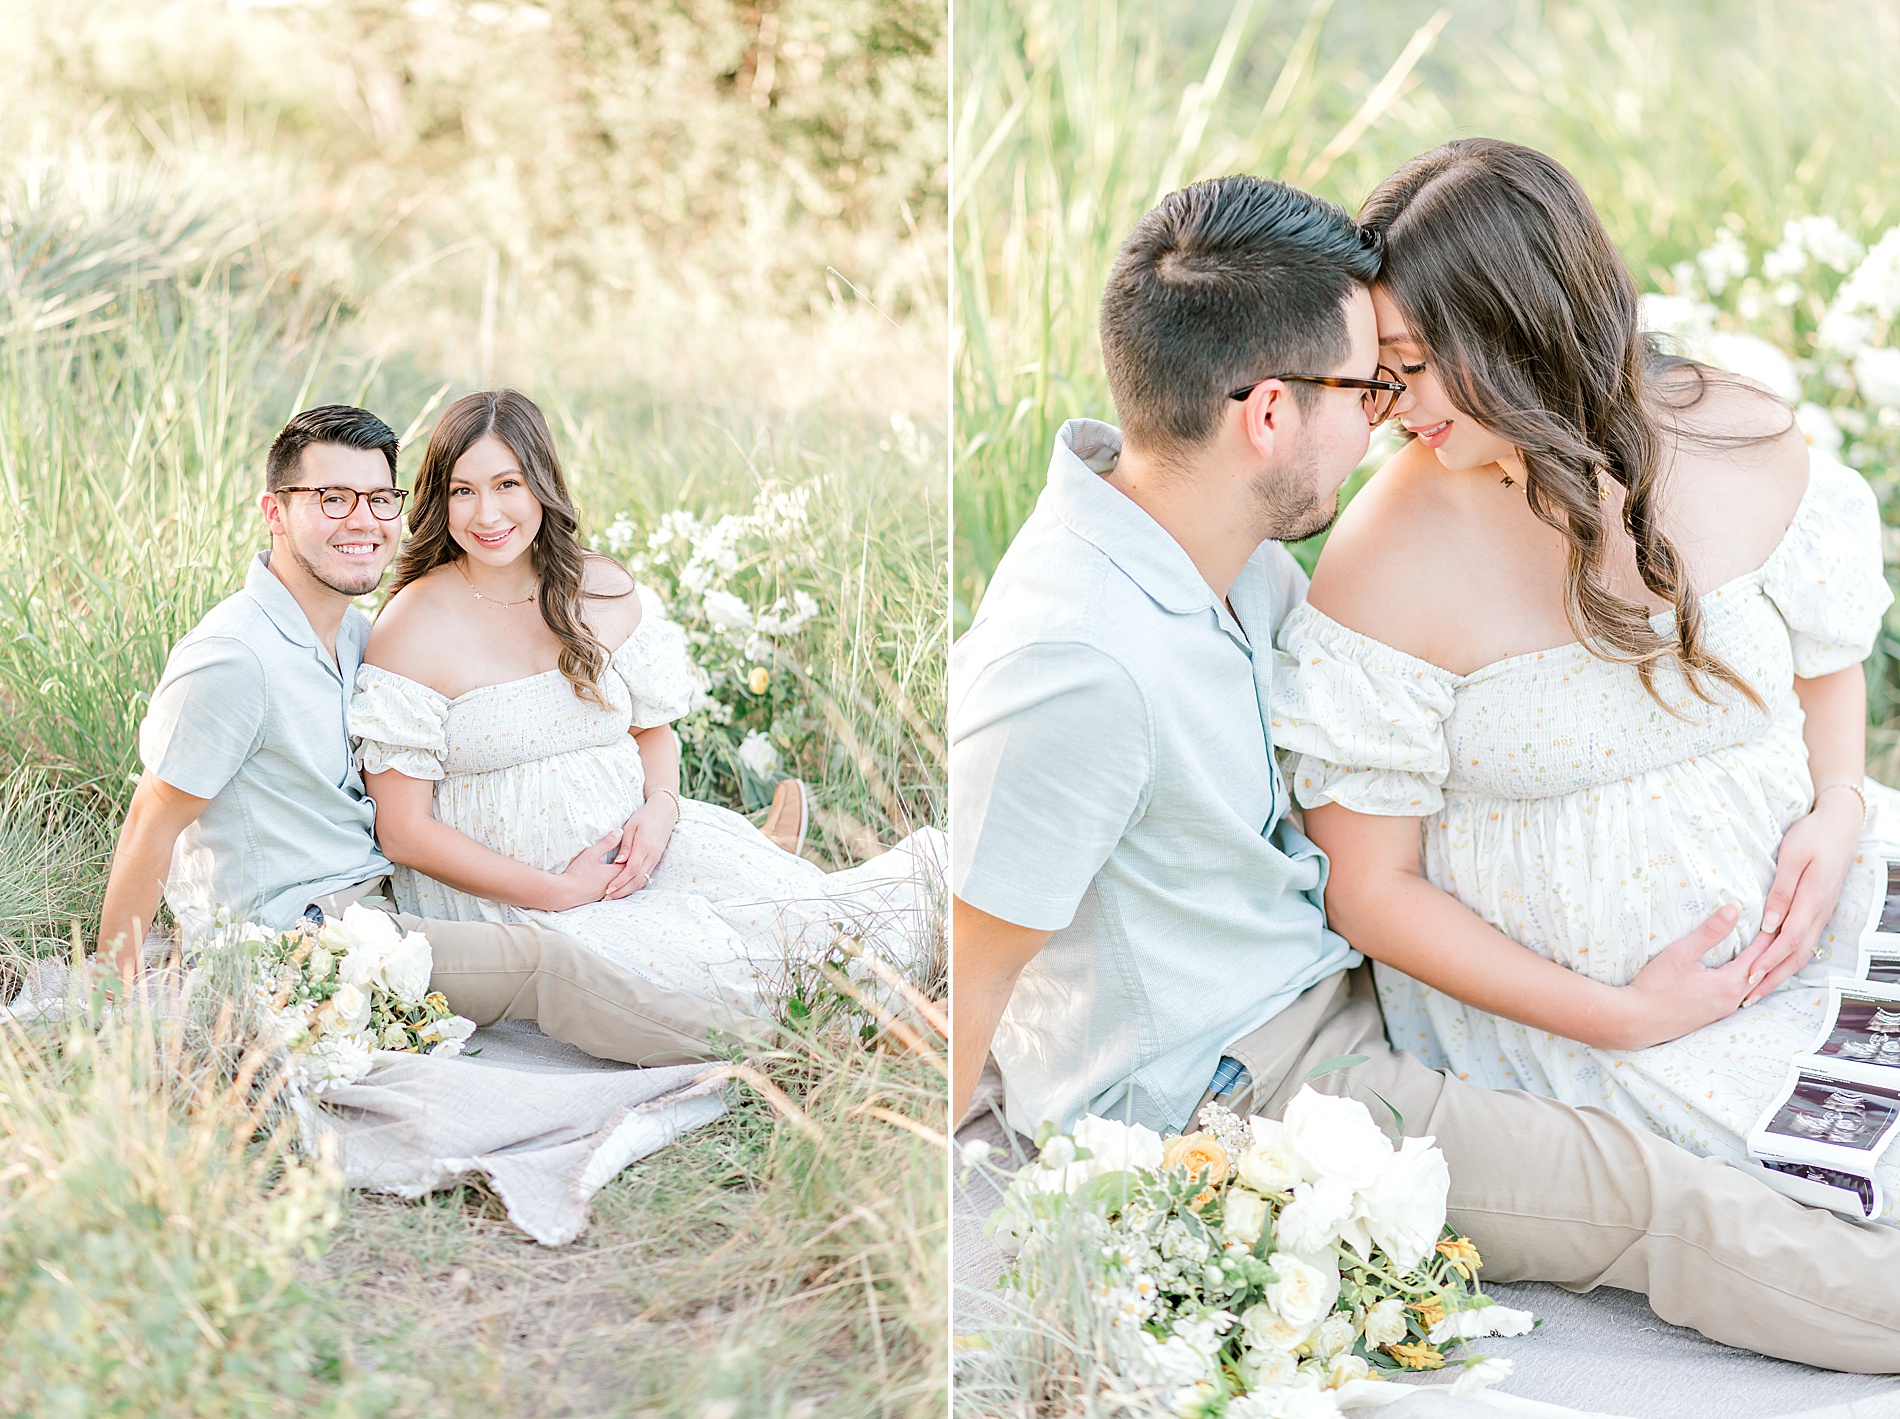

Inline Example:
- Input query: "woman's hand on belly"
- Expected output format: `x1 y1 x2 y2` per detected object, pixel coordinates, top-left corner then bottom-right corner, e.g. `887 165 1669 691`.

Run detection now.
604 792 681 896
1741 787 1863 1006
1616 903 1779 1048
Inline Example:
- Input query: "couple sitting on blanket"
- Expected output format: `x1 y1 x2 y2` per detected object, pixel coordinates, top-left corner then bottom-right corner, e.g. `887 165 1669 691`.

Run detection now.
100 386 941 1065
952 138 1900 1372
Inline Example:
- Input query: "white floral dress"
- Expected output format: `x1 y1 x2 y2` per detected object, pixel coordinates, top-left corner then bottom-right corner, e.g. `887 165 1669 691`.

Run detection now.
1270 449 1900 1215
348 615 944 1016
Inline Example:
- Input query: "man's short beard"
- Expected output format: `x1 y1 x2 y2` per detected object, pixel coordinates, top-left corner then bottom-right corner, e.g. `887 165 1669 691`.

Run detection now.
1250 437 1341 544
286 532 384 598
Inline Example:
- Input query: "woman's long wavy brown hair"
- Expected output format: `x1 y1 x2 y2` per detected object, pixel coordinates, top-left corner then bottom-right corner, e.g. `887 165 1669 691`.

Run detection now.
389 388 625 707
1358 137 1772 710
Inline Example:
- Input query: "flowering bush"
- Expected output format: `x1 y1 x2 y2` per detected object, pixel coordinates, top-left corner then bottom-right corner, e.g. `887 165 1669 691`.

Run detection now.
988 1088 1532 1416
201 903 475 1092
1643 213 1900 505
591 481 829 812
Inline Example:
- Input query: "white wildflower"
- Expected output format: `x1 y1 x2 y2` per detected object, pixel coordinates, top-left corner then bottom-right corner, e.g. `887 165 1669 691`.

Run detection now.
1428 1301 1535 1345
1701 332 1800 401
1451 1356 1515 1394
1854 346 1900 407
1795 402 1844 452
424 1014 476 1056
736 730 780 779
702 588 753 631
1695 227 1750 295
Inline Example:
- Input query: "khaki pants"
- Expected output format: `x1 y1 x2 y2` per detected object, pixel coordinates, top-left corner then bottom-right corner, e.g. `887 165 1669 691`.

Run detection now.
1210 965 1900 1374
312 878 772 1066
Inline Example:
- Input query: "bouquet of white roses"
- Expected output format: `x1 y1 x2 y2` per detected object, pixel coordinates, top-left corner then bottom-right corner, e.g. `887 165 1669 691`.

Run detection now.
206 903 476 1092
989 1086 1534 1416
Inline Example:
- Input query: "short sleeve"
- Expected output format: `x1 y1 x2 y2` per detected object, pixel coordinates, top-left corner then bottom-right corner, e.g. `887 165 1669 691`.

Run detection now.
139 635 267 799
1268 604 1458 817
1761 452 1894 678
611 616 699 729
349 665 449 780
950 639 1151 932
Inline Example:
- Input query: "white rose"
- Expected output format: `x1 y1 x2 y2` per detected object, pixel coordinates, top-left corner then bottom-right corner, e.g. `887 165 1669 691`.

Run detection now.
380 930 433 1002
328 982 372 1034
1238 1116 1307 1193
1427 1302 1535 1346
1322 1353 1369 1390
1241 1301 1314 1355
1236 1344 1299 1391
1360 1136 1450 1272
737 730 781 779
1264 1252 1338 1330
306 945 334 981
378 1020 412 1049
1280 1088 1392 1192
332 903 402 987
1072 1115 1164 1175
1222 1187 1270 1246
1273 1175 1355 1255
702 588 753 631
1362 1297 1408 1349
1311 1313 1356 1362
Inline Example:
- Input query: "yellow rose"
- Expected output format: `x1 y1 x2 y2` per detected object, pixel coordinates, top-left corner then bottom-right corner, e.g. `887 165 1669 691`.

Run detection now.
1437 1236 1483 1280
748 666 771 695
1384 1341 1446 1371
1161 1131 1230 1186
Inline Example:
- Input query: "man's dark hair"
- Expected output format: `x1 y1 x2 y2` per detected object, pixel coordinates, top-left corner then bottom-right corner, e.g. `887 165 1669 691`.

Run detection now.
1099 175 1380 458
265 405 400 491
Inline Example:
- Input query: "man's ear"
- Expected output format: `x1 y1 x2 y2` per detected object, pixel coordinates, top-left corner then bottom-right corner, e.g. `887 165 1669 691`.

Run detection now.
259 490 287 539
1236 378 1290 462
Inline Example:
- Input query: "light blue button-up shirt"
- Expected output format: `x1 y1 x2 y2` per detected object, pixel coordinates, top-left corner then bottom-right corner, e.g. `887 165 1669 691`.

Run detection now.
139 551 391 936
951 419 1357 1136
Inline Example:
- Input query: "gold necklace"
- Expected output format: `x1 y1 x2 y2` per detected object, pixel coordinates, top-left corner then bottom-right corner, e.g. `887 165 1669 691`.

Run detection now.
454 558 538 607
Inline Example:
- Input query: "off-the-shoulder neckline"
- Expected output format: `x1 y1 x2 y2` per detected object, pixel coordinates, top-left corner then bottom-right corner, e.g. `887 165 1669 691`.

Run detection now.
1292 447 1841 685
356 621 653 704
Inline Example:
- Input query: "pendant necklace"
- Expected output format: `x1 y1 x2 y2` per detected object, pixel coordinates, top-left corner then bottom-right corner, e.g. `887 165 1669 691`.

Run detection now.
455 558 538 607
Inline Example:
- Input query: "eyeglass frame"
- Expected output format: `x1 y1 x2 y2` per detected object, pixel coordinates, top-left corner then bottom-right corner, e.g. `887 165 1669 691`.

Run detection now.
1226 367 1408 425
273 485 412 521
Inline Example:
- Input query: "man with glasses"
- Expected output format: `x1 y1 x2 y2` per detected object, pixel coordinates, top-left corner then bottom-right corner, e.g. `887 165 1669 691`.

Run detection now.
952 176 1900 1369
99 404 760 1067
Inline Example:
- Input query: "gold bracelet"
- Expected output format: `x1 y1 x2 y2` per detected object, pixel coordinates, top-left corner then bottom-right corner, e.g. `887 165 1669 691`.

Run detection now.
1816 780 1869 823
650 787 683 821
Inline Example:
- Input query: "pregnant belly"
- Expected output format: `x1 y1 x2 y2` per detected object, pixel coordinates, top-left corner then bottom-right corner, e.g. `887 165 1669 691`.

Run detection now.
1425 747 1816 986
433 743 646 872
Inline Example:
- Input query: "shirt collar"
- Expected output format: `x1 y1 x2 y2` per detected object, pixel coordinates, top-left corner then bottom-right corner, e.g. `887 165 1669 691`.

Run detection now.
244 550 325 654
1044 419 1216 616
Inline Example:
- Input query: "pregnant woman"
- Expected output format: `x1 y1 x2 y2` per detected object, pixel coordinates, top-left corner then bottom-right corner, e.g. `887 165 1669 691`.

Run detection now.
349 389 942 1020
1271 139 1900 1211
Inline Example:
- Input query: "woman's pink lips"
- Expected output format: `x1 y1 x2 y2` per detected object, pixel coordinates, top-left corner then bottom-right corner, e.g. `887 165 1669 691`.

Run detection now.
1408 419 1452 448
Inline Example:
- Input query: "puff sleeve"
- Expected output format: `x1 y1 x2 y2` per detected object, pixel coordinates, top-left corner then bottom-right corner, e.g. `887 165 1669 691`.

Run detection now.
349 665 450 780
1760 451 1894 679
1269 602 1459 817
611 615 700 729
